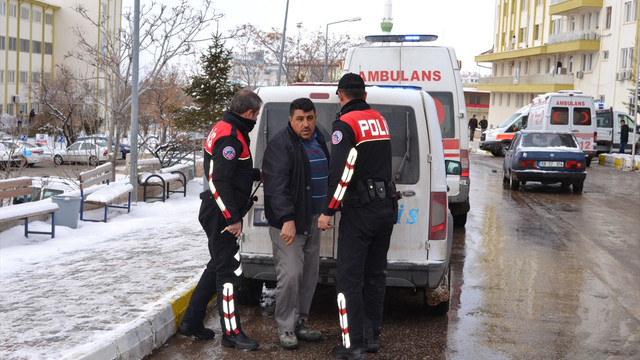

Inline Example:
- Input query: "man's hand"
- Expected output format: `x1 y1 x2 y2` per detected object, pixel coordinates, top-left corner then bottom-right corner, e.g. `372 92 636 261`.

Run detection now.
226 221 242 237
280 220 296 246
317 214 333 230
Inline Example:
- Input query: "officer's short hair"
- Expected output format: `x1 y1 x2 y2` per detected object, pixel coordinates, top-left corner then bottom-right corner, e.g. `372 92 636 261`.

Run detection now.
229 89 262 115
290 98 316 117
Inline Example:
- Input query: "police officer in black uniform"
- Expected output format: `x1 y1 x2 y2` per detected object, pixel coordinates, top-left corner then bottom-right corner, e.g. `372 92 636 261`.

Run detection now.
178 89 262 351
318 73 397 360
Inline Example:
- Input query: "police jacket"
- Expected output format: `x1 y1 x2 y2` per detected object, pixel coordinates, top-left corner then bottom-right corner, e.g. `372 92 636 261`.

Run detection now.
203 110 261 225
263 125 330 236
323 99 392 216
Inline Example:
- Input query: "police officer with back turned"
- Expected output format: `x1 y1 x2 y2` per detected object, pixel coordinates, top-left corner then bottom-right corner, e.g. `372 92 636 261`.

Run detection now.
318 73 397 360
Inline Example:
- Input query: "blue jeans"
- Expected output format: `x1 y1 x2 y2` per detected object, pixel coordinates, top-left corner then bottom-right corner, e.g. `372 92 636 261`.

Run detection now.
619 141 628 153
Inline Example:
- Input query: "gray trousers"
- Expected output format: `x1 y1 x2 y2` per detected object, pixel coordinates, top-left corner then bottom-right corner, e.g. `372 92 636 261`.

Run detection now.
269 214 321 332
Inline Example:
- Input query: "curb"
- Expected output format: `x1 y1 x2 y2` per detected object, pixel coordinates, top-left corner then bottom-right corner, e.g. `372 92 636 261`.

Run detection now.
598 153 640 170
66 280 201 360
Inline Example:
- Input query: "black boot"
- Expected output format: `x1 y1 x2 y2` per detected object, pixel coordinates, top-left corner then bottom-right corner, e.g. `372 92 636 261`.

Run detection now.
364 339 379 353
221 332 259 351
177 322 215 340
330 345 366 359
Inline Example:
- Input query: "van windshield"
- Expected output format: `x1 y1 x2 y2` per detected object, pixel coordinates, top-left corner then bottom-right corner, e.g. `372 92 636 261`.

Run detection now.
256 102 420 184
498 112 523 128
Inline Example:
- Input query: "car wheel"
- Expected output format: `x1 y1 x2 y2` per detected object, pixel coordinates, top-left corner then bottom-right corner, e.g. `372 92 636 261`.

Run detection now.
499 142 509 156
53 155 64 165
502 169 510 184
88 156 98 166
561 182 571 192
491 149 500 157
510 173 520 191
573 181 584 193
585 157 592 167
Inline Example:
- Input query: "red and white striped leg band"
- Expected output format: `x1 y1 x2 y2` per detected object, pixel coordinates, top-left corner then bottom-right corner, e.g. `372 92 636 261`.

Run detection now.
222 282 240 335
337 292 350 348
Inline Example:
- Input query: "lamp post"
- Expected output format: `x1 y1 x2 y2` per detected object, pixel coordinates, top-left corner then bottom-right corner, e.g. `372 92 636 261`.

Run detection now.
324 17 361 82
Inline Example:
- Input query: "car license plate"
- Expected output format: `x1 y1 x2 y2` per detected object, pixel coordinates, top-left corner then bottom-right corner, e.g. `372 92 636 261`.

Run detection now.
539 161 563 167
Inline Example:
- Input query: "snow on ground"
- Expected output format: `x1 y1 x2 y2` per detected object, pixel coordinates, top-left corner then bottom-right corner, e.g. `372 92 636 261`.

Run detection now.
0 179 210 360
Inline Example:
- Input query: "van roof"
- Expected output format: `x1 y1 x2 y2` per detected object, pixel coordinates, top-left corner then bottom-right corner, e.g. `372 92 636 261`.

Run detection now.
364 34 438 43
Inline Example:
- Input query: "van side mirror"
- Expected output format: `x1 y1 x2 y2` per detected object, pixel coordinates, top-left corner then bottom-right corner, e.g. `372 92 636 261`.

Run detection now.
445 160 462 175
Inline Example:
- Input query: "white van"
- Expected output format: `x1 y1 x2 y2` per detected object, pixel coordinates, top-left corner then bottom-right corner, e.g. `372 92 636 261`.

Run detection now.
525 91 597 166
480 104 530 157
595 102 639 153
240 85 455 314
341 34 470 227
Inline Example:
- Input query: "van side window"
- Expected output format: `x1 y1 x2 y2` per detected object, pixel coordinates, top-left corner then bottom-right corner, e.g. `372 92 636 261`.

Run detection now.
573 107 592 125
429 92 455 139
550 107 569 125
597 112 613 127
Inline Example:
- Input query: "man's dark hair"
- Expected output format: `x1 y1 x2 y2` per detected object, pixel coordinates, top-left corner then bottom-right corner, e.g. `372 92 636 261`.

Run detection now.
229 89 262 115
339 88 366 100
289 98 316 116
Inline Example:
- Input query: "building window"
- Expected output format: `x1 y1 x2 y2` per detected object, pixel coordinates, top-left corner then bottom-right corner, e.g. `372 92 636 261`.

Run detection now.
45 12 52 25
8 70 15 83
546 58 551 73
621 48 634 69
19 71 28 84
581 14 586 30
33 10 41 23
44 42 52 55
624 1 638 22
569 56 574 73
606 7 612 29
533 24 540 40
20 6 28 19
9 3 16 17
8 37 16 51
571 16 576 31
537 59 542 74
0 71 3 84
32 72 40 84
0 1 5 16
19 38 29 53
0 36 4 50
32 40 41 54
603 50 609 60
595 11 600 29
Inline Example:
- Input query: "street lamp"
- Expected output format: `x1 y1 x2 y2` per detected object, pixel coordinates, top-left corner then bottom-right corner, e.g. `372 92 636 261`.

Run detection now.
324 17 361 82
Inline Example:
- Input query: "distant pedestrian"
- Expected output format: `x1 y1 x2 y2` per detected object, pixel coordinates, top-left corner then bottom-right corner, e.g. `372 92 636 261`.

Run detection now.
17 111 23 131
479 116 488 133
468 114 478 141
619 119 629 153
29 109 35 124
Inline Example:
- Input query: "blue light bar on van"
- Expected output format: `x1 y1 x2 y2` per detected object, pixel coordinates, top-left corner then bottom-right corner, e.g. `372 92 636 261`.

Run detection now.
365 34 438 43
374 84 423 91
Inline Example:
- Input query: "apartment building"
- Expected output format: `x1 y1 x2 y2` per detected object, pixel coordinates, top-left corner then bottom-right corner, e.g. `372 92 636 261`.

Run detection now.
475 0 639 128
0 0 121 122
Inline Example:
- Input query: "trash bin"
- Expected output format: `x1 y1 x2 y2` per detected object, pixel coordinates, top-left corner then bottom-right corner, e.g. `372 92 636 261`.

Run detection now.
51 196 82 229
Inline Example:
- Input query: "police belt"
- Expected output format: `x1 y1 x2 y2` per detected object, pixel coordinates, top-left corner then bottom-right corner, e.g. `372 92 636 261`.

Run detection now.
342 179 397 205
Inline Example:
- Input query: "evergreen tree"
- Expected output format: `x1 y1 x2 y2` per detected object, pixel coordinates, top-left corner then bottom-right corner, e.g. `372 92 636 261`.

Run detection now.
174 32 241 133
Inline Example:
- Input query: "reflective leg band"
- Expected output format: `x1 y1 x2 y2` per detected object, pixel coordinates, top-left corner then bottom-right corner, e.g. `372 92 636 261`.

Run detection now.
222 282 240 335
337 292 350 348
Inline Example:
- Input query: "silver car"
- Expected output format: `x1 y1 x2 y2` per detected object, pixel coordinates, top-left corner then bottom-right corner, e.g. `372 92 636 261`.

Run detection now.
52 140 110 166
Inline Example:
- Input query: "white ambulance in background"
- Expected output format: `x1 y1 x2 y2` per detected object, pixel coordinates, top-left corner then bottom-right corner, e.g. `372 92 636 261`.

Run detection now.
595 102 639 154
341 34 470 227
480 104 530 157
525 91 597 166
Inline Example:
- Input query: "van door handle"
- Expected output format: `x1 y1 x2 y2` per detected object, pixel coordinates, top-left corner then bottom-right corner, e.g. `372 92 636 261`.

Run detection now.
571 129 579 132
402 190 416 197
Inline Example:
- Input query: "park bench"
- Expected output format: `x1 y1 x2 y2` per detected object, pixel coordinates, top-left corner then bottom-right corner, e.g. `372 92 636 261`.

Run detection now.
136 158 188 202
78 162 133 222
0 177 59 238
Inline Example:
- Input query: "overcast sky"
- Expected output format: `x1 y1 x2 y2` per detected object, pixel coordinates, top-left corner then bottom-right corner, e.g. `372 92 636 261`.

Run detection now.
125 0 496 74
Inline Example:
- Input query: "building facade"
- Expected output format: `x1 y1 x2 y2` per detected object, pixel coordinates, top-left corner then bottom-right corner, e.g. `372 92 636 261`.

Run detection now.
0 0 121 122
475 0 639 128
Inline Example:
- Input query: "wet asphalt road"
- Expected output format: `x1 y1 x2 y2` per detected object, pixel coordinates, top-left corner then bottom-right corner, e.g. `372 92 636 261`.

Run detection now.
147 151 640 360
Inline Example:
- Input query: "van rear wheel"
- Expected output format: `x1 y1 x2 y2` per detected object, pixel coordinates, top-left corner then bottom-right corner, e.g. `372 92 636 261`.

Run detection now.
423 264 450 316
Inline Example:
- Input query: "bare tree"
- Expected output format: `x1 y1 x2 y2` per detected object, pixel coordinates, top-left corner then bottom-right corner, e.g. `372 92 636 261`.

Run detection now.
65 0 222 177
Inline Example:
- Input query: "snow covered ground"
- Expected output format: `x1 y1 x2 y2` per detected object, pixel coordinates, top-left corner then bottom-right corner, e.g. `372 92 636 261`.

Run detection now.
0 179 210 359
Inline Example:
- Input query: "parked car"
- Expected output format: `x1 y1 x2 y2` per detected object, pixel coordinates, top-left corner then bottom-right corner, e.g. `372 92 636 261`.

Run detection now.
77 136 130 159
502 130 587 193
0 142 26 168
1 140 44 166
13 176 79 204
52 140 110 166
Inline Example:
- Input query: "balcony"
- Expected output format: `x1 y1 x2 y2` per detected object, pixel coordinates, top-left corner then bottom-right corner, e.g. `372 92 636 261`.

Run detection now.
550 0 604 15
549 29 600 43
477 73 575 93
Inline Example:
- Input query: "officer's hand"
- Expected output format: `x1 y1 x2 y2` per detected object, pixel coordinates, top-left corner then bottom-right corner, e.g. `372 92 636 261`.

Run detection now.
281 220 296 246
227 221 242 237
318 214 333 230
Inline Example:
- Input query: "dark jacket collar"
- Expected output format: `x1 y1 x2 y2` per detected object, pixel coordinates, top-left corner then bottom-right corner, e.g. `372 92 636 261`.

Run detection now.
339 98 371 117
223 110 256 133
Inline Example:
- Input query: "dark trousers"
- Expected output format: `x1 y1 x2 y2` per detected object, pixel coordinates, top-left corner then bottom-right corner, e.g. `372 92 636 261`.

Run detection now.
336 199 395 349
619 141 628 153
182 197 244 333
